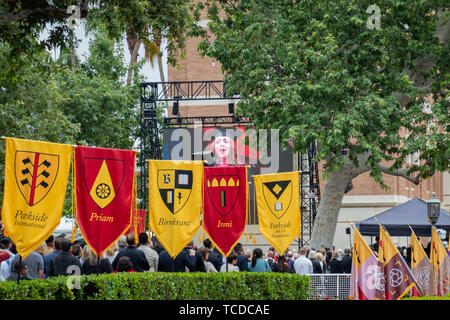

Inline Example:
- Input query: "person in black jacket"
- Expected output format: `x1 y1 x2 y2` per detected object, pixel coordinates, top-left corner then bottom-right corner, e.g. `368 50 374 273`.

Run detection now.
81 245 113 275
309 250 323 274
340 247 352 274
112 233 150 272
329 250 343 274
203 238 223 271
234 243 248 272
48 239 81 277
158 243 196 272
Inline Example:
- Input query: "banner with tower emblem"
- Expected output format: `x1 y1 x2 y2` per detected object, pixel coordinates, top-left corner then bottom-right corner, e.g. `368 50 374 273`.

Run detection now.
75 146 136 257
2 137 73 259
148 160 203 258
254 171 300 255
203 166 248 257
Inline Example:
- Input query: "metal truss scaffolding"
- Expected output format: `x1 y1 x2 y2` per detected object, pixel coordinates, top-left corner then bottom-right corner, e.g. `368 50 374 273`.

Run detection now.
139 80 320 246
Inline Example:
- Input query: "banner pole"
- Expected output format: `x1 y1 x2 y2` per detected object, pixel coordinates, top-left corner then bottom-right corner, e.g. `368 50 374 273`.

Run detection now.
17 255 22 285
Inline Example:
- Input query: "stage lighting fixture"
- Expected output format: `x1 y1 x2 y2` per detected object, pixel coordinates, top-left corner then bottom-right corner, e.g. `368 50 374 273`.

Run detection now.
172 101 179 115
228 102 234 114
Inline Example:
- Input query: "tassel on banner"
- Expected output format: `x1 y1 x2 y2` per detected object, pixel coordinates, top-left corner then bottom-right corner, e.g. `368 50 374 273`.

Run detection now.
71 224 77 243
252 185 257 244
71 148 77 243
202 223 205 242
133 170 138 244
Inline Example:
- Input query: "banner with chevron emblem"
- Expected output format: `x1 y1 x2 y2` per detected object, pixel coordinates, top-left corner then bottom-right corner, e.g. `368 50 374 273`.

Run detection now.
203 166 248 257
2 137 73 259
75 146 136 257
148 160 203 258
254 171 300 255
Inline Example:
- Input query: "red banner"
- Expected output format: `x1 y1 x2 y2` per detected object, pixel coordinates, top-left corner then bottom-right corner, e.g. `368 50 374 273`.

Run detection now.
203 166 247 257
75 146 135 257
128 209 146 236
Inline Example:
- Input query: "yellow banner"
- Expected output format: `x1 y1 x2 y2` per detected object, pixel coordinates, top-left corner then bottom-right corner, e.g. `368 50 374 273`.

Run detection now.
430 227 450 296
148 160 203 258
411 230 432 296
411 231 428 268
254 171 300 255
2 137 73 259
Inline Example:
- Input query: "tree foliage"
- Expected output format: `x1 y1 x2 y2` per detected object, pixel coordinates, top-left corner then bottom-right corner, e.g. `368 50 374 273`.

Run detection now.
0 31 140 207
199 0 449 247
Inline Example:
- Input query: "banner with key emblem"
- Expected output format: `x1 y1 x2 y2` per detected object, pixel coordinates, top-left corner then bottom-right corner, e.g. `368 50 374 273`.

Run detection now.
75 146 136 257
148 160 203 258
203 166 248 257
254 171 300 255
2 137 73 259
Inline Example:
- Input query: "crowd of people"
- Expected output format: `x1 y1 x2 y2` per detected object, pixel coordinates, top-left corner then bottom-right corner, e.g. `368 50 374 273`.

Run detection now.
0 230 353 281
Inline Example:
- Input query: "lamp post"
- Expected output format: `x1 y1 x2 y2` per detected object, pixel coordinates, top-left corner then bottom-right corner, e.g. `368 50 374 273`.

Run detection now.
426 192 441 297
427 192 441 228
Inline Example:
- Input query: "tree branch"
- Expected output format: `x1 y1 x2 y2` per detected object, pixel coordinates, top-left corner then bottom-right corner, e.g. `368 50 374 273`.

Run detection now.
378 164 422 185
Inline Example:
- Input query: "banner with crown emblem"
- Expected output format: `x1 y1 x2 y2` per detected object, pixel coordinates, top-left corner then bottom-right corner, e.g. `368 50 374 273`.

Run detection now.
203 166 248 257
148 160 203 258
254 171 300 255
75 146 136 257
2 137 73 259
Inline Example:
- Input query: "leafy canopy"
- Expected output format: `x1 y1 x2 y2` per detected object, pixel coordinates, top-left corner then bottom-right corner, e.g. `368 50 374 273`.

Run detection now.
199 0 449 184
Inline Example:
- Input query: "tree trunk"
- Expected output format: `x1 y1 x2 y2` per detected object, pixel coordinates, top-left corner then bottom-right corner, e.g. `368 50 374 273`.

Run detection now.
69 33 76 74
309 151 422 249
310 165 355 249
126 30 141 86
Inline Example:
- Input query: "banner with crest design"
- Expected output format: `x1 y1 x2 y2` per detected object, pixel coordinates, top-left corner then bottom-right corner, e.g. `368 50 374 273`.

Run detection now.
254 171 300 255
148 160 203 258
203 166 248 257
75 146 136 257
2 137 73 259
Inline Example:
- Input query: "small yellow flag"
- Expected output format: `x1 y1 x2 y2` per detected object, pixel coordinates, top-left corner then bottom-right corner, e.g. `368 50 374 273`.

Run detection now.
254 171 300 255
148 160 203 258
2 137 73 259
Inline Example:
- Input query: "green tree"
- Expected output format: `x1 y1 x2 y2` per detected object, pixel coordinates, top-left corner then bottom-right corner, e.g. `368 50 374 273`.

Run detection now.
0 31 140 208
199 0 449 248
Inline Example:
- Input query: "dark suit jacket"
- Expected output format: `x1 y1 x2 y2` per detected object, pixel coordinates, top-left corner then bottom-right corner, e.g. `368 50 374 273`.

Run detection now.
340 255 352 273
312 259 326 274
329 259 343 274
48 252 81 277
158 248 196 272
112 246 150 272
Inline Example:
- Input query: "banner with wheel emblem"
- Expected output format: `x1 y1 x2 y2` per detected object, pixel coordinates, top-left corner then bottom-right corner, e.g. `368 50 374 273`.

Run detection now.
410 230 432 297
75 145 136 257
148 160 203 258
203 166 248 257
254 171 300 256
2 137 73 259
377 225 417 300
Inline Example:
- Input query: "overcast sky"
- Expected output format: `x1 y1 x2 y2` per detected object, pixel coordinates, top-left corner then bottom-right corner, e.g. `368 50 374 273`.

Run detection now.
40 22 167 84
